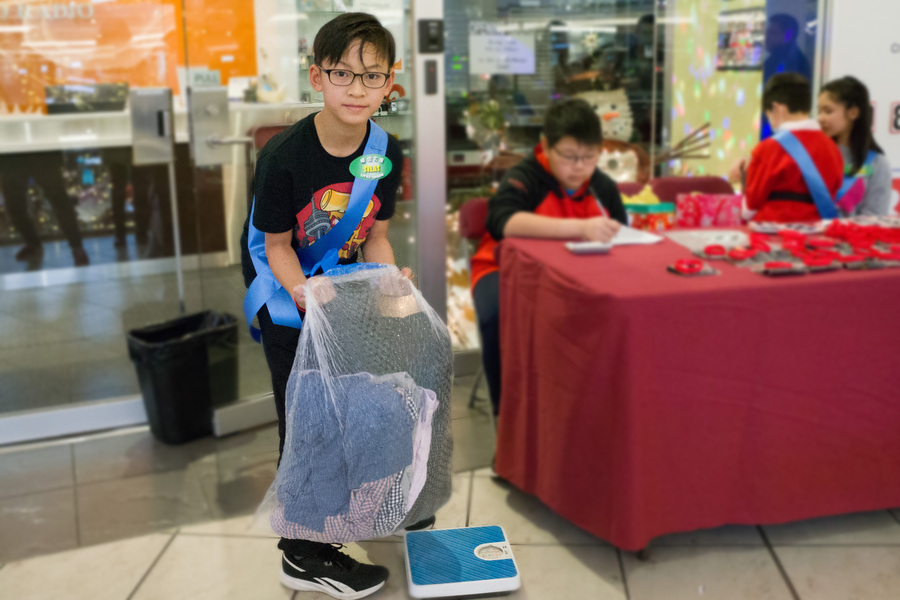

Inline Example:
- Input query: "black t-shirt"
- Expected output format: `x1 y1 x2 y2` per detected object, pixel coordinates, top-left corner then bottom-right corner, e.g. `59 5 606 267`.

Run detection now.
241 112 402 285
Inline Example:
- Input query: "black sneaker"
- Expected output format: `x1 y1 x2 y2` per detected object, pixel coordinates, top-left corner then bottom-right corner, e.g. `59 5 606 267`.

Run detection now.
280 544 388 599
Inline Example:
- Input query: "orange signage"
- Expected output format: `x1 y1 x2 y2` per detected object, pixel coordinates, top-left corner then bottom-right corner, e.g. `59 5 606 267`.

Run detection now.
0 0 257 113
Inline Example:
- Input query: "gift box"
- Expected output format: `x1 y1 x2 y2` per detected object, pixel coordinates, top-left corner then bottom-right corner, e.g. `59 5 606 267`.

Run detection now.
675 193 744 228
626 203 675 232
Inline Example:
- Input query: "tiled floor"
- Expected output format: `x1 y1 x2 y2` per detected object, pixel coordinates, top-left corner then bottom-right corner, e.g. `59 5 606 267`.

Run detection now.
2 377 900 599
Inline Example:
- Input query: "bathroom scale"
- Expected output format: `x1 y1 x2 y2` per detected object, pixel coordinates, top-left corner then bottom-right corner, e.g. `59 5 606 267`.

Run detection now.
404 526 521 598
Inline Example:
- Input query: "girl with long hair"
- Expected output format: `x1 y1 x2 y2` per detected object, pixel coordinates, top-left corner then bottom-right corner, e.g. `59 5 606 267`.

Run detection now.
818 76 892 216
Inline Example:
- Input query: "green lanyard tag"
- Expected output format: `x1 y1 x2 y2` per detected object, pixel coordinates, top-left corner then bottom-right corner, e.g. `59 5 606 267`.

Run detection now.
350 154 393 181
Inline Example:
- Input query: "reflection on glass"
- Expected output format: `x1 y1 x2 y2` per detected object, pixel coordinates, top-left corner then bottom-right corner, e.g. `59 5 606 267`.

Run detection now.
0 0 260 421
444 0 669 351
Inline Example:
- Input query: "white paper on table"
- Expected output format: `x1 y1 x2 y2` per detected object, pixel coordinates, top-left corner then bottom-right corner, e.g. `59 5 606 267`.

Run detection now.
665 230 748 253
610 226 664 246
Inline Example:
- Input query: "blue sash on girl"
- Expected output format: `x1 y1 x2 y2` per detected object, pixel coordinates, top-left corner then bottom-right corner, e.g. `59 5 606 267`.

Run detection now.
243 120 388 342
772 130 838 219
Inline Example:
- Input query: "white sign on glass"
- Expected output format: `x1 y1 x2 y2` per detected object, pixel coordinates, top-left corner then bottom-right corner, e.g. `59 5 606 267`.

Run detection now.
468 21 535 76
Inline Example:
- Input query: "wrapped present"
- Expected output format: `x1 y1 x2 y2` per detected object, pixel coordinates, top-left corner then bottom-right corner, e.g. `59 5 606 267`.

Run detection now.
626 203 675 232
676 193 744 228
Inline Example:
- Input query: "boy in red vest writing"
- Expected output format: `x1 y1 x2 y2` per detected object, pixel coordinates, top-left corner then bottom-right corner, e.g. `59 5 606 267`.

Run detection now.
470 98 628 416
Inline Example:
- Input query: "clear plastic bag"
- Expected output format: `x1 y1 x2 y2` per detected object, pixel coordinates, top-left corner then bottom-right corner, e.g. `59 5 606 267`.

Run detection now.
254 264 453 542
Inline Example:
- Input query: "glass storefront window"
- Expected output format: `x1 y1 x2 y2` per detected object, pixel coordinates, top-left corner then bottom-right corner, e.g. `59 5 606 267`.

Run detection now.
0 0 433 442
443 0 822 351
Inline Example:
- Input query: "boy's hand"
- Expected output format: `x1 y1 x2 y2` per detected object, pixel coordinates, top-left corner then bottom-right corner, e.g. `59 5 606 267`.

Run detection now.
581 217 621 243
292 276 336 311
380 268 415 297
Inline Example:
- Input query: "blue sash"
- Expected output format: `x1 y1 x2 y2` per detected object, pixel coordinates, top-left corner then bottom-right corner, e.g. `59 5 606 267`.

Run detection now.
836 150 878 200
243 120 388 342
772 130 838 219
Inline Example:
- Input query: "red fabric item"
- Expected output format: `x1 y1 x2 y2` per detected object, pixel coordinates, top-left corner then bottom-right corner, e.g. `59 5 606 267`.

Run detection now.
494 237 900 551
617 182 644 197
744 130 843 222
469 145 607 290
650 176 735 204
458 197 490 240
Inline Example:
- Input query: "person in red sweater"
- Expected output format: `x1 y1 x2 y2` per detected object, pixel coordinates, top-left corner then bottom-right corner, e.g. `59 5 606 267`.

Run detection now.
731 73 843 222
469 98 628 416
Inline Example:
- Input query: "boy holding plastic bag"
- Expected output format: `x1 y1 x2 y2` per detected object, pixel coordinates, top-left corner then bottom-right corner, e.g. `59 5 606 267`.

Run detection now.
241 13 451 598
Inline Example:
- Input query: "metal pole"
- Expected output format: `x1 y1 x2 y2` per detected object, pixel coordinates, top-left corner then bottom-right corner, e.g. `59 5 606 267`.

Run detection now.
167 160 185 314
412 0 447 322
649 1 660 172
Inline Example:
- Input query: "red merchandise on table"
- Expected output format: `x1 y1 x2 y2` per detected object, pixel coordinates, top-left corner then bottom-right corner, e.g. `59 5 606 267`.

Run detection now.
495 236 900 551
675 193 744 228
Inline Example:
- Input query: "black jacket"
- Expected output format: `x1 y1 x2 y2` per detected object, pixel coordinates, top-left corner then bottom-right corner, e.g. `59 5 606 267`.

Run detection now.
485 153 628 241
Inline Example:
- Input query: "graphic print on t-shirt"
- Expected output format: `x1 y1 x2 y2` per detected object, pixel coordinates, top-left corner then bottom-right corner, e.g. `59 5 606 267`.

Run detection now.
296 181 379 259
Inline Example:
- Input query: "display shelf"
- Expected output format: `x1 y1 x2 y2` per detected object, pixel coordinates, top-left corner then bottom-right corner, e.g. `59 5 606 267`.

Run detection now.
0 101 326 154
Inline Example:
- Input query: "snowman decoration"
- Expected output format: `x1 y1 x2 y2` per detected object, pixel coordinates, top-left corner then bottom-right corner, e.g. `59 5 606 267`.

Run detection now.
574 89 645 182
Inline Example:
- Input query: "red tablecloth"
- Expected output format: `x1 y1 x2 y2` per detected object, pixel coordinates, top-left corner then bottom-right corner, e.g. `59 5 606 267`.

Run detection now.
494 236 900 551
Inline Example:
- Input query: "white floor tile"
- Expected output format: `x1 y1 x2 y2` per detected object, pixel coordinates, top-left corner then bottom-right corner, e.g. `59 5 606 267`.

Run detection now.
473 467 494 477
77 468 212 546
0 488 78 562
509 545 625 599
433 473 472 530
623 546 793 600
0 444 73 499
467 476 607 546
777 546 900 600
180 514 277 538
131 535 294 600
763 510 900 546
0 533 170 600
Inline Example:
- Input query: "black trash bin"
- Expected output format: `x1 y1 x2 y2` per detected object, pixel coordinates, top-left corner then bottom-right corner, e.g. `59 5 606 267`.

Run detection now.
127 311 239 444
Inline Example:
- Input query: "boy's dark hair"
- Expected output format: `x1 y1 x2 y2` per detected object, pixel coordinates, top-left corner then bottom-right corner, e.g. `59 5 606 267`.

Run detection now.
542 98 603 147
762 73 811 114
821 76 884 172
314 12 396 71
768 13 799 44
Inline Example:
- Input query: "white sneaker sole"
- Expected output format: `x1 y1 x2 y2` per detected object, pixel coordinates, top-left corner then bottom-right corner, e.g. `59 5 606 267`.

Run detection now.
279 571 385 599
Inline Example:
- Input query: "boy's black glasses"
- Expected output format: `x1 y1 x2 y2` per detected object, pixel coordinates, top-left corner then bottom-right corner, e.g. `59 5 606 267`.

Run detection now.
318 67 390 88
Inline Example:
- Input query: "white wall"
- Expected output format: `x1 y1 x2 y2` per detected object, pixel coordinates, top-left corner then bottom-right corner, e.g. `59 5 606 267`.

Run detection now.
254 0 302 102
824 0 900 211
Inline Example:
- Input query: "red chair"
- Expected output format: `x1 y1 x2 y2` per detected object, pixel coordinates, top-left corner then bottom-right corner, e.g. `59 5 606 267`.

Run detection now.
458 196 489 243
649 176 735 204
616 182 644 198
249 124 288 155
457 197 490 410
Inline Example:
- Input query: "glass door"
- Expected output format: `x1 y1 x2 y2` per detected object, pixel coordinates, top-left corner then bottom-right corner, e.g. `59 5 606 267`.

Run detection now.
0 0 195 442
